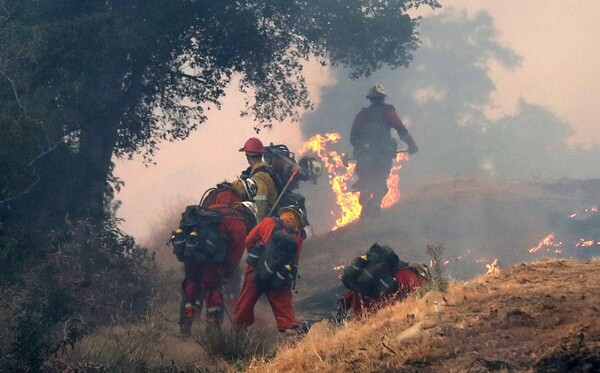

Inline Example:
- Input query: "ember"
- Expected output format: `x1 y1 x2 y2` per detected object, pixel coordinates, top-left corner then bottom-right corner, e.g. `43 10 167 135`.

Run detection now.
486 258 500 274
529 233 559 253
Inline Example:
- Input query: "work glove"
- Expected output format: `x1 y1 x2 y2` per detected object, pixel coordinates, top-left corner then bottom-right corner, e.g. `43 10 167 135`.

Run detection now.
408 143 419 155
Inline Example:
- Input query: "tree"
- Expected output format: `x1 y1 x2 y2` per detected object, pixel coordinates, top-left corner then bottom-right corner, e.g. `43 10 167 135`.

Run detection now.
1 1 440 367
1 0 439 220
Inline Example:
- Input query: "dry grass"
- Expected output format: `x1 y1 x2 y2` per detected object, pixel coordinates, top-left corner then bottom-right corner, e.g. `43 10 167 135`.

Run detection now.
247 292 440 372
248 258 600 372
196 326 279 363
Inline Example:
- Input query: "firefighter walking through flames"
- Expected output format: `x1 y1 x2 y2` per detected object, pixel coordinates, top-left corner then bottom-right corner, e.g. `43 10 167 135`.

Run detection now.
350 84 418 219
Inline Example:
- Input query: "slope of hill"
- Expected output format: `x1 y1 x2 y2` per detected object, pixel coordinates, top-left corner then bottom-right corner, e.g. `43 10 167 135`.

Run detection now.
52 178 599 371
294 178 600 321
249 258 600 372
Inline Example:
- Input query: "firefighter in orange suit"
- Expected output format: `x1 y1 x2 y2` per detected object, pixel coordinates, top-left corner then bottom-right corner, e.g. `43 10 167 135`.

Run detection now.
239 137 279 221
339 264 425 321
233 205 304 337
179 181 258 336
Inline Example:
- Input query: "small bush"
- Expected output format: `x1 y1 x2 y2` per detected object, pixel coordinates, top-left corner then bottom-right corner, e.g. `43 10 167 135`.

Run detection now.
425 244 449 293
196 326 278 363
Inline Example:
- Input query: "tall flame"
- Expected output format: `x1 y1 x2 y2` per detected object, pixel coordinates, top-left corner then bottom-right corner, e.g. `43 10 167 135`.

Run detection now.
382 153 408 208
299 132 407 229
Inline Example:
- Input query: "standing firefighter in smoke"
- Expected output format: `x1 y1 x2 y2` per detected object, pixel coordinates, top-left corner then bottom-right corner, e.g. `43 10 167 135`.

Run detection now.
350 84 419 219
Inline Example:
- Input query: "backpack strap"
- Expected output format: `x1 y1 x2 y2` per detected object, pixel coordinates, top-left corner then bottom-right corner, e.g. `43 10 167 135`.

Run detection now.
252 165 284 193
273 216 299 235
216 182 246 200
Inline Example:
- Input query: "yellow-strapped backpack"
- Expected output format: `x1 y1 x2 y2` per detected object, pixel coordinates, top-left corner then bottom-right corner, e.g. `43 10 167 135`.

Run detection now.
246 217 299 290
170 205 234 263
341 243 402 298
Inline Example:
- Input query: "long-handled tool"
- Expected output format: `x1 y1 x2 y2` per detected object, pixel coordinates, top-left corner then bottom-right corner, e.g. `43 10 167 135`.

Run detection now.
267 164 302 216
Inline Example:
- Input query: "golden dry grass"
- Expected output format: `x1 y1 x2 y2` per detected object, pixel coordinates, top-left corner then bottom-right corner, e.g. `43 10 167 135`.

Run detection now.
249 258 600 372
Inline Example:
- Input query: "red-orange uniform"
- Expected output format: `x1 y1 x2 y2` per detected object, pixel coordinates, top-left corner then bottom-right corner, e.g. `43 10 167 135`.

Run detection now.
233 216 303 331
341 266 422 320
181 203 246 324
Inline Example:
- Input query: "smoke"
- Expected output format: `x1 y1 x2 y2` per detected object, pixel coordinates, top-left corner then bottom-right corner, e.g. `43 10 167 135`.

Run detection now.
115 7 600 241
300 9 600 197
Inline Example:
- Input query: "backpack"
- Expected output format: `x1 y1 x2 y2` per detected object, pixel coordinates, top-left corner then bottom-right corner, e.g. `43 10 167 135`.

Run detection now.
246 218 300 290
341 243 402 298
199 182 246 207
171 205 234 263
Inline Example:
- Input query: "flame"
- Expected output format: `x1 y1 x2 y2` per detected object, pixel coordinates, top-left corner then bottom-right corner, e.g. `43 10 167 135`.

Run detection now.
575 239 597 247
529 233 558 253
333 265 345 271
381 153 408 208
486 258 499 274
298 133 361 228
299 132 407 229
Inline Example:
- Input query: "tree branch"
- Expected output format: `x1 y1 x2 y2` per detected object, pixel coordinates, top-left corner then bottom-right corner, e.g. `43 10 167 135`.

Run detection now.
0 173 40 205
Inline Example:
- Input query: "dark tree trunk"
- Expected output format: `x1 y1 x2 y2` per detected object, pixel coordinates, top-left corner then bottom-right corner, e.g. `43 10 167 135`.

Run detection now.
77 119 119 220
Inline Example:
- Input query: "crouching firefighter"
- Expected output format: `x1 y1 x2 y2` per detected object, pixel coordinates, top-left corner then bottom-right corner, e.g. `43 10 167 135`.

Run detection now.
336 243 431 322
233 205 305 337
171 181 258 336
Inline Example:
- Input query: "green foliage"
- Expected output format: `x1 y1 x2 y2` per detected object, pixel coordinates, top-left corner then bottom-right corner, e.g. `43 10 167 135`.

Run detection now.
425 244 449 292
1 1 440 369
196 326 278 363
0 217 156 371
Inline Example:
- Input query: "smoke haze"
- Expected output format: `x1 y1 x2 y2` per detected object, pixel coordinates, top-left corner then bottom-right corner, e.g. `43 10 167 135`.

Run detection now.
115 4 600 242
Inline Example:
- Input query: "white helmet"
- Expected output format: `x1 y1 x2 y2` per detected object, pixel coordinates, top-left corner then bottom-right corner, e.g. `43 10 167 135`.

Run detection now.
308 158 323 180
238 176 258 201
235 201 258 232
366 84 387 98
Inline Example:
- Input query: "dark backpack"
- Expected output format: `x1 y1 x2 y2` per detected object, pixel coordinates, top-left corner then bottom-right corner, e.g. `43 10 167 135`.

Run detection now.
171 206 233 263
341 243 403 298
246 218 299 290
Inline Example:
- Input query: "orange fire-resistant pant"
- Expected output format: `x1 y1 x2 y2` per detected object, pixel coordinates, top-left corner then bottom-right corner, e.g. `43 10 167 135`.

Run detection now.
182 262 225 320
233 265 298 331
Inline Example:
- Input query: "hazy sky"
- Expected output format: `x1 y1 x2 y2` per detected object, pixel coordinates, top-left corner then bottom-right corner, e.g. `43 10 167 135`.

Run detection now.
115 1 600 241
441 1 600 146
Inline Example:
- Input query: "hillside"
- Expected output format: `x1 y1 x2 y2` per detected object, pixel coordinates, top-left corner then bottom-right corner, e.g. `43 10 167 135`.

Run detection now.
294 178 600 321
51 178 600 371
250 258 600 372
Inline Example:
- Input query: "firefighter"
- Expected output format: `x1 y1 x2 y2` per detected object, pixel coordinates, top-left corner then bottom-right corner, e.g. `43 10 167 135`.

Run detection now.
350 84 418 219
233 205 305 337
336 244 430 321
179 182 258 336
239 137 280 221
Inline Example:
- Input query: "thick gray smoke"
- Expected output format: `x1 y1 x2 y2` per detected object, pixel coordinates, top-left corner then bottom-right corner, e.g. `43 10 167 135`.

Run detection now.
300 10 600 195
291 11 600 314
